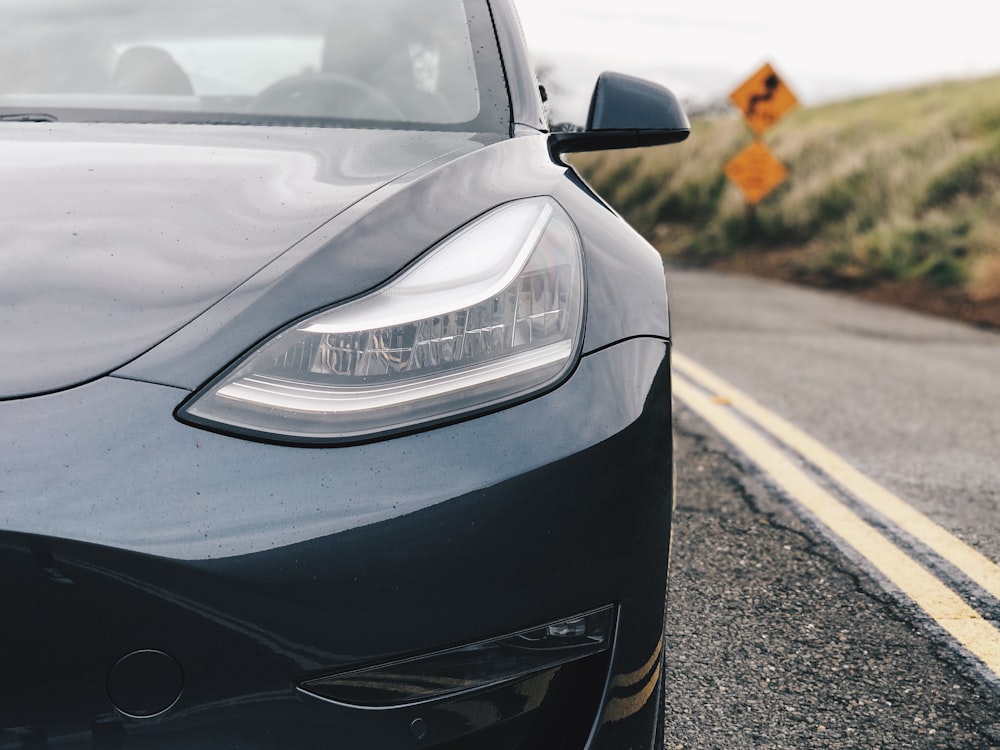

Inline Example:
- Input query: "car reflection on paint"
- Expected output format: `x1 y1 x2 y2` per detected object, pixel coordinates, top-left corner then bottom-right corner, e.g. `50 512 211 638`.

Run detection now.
0 0 688 748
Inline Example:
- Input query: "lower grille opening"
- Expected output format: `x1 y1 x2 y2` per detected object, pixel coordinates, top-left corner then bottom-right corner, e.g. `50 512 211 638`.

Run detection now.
431 652 609 750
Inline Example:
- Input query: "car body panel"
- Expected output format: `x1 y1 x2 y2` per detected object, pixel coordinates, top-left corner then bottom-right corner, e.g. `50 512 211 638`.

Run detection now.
0 124 486 398
1 338 672 749
2 340 666 559
1 1 678 748
487 0 547 132
115 133 669 395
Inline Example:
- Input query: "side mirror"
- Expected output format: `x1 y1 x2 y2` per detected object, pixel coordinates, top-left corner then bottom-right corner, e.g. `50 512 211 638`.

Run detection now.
549 72 690 160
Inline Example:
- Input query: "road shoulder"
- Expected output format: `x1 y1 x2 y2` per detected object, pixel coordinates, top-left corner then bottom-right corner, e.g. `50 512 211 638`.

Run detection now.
665 405 1000 749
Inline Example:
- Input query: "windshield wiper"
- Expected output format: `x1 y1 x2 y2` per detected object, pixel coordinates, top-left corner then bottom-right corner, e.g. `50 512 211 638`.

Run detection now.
0 113 58 122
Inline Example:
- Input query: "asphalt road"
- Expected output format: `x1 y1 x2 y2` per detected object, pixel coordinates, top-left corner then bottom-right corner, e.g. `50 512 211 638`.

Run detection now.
662 268 1000 748
667 268 1000 567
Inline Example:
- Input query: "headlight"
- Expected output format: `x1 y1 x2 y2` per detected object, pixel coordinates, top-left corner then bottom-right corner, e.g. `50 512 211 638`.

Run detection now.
178 198 585 444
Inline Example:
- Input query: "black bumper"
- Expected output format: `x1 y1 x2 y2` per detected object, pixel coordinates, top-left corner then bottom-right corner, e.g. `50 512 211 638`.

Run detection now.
1 337 673 750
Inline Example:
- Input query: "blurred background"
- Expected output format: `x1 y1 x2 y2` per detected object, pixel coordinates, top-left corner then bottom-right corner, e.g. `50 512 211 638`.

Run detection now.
516 0 1000 121
515 0 1000 329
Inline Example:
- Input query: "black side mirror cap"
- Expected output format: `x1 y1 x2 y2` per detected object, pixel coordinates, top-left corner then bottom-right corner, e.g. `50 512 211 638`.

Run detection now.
549 72 690 160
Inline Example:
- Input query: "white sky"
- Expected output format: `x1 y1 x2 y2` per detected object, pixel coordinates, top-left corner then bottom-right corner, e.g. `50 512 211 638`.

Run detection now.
514 0 1000 123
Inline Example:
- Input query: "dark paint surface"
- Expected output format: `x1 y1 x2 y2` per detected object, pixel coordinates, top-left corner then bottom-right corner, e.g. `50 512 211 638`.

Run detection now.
1 339 672 749
1 1 677 747
1 340 665 559
0 131 674 749
489 0 547 132
0 124 483 398
116 134 669 394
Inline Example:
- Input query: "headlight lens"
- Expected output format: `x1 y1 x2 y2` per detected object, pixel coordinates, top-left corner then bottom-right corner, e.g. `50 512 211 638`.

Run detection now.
179 198 585 443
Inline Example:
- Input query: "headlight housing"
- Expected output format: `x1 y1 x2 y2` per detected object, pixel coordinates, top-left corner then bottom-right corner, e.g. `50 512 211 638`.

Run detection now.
178 198 585 444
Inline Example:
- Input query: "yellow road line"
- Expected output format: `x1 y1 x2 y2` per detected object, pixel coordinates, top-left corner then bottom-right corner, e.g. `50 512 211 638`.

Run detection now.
673 351 1000 603
672 373 1000 680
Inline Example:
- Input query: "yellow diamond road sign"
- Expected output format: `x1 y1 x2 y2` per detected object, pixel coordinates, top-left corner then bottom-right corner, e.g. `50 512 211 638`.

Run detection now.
729 63 798 135
725 141 788 205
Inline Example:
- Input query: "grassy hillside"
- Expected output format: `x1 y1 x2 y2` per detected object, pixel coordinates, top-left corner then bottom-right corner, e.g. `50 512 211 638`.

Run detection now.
572 74 1000 328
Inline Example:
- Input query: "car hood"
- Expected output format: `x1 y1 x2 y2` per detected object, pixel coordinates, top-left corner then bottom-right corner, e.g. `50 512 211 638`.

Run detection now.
0 123 484 399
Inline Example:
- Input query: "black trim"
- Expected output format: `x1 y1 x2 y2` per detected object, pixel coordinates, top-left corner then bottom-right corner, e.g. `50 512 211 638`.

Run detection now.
487 0 547 132
549 128 690 161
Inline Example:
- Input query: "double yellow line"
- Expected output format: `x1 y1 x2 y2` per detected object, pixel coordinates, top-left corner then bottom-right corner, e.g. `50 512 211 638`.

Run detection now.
672 351 1000 679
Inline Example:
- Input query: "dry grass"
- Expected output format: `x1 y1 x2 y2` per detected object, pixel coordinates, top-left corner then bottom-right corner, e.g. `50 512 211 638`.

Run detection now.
571 74 1000 323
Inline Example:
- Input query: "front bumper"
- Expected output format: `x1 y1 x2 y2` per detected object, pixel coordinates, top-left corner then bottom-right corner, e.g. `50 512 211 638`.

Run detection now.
1 337 673 750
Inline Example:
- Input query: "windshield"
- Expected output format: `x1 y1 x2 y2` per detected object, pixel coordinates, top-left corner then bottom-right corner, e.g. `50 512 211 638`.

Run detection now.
0 0 507 131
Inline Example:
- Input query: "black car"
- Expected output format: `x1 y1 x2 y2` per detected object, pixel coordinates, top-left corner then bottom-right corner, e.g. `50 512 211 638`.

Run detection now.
0 1 688 748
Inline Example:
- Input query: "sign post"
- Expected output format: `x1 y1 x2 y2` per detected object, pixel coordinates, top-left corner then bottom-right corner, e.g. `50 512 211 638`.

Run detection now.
725 63 798 213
